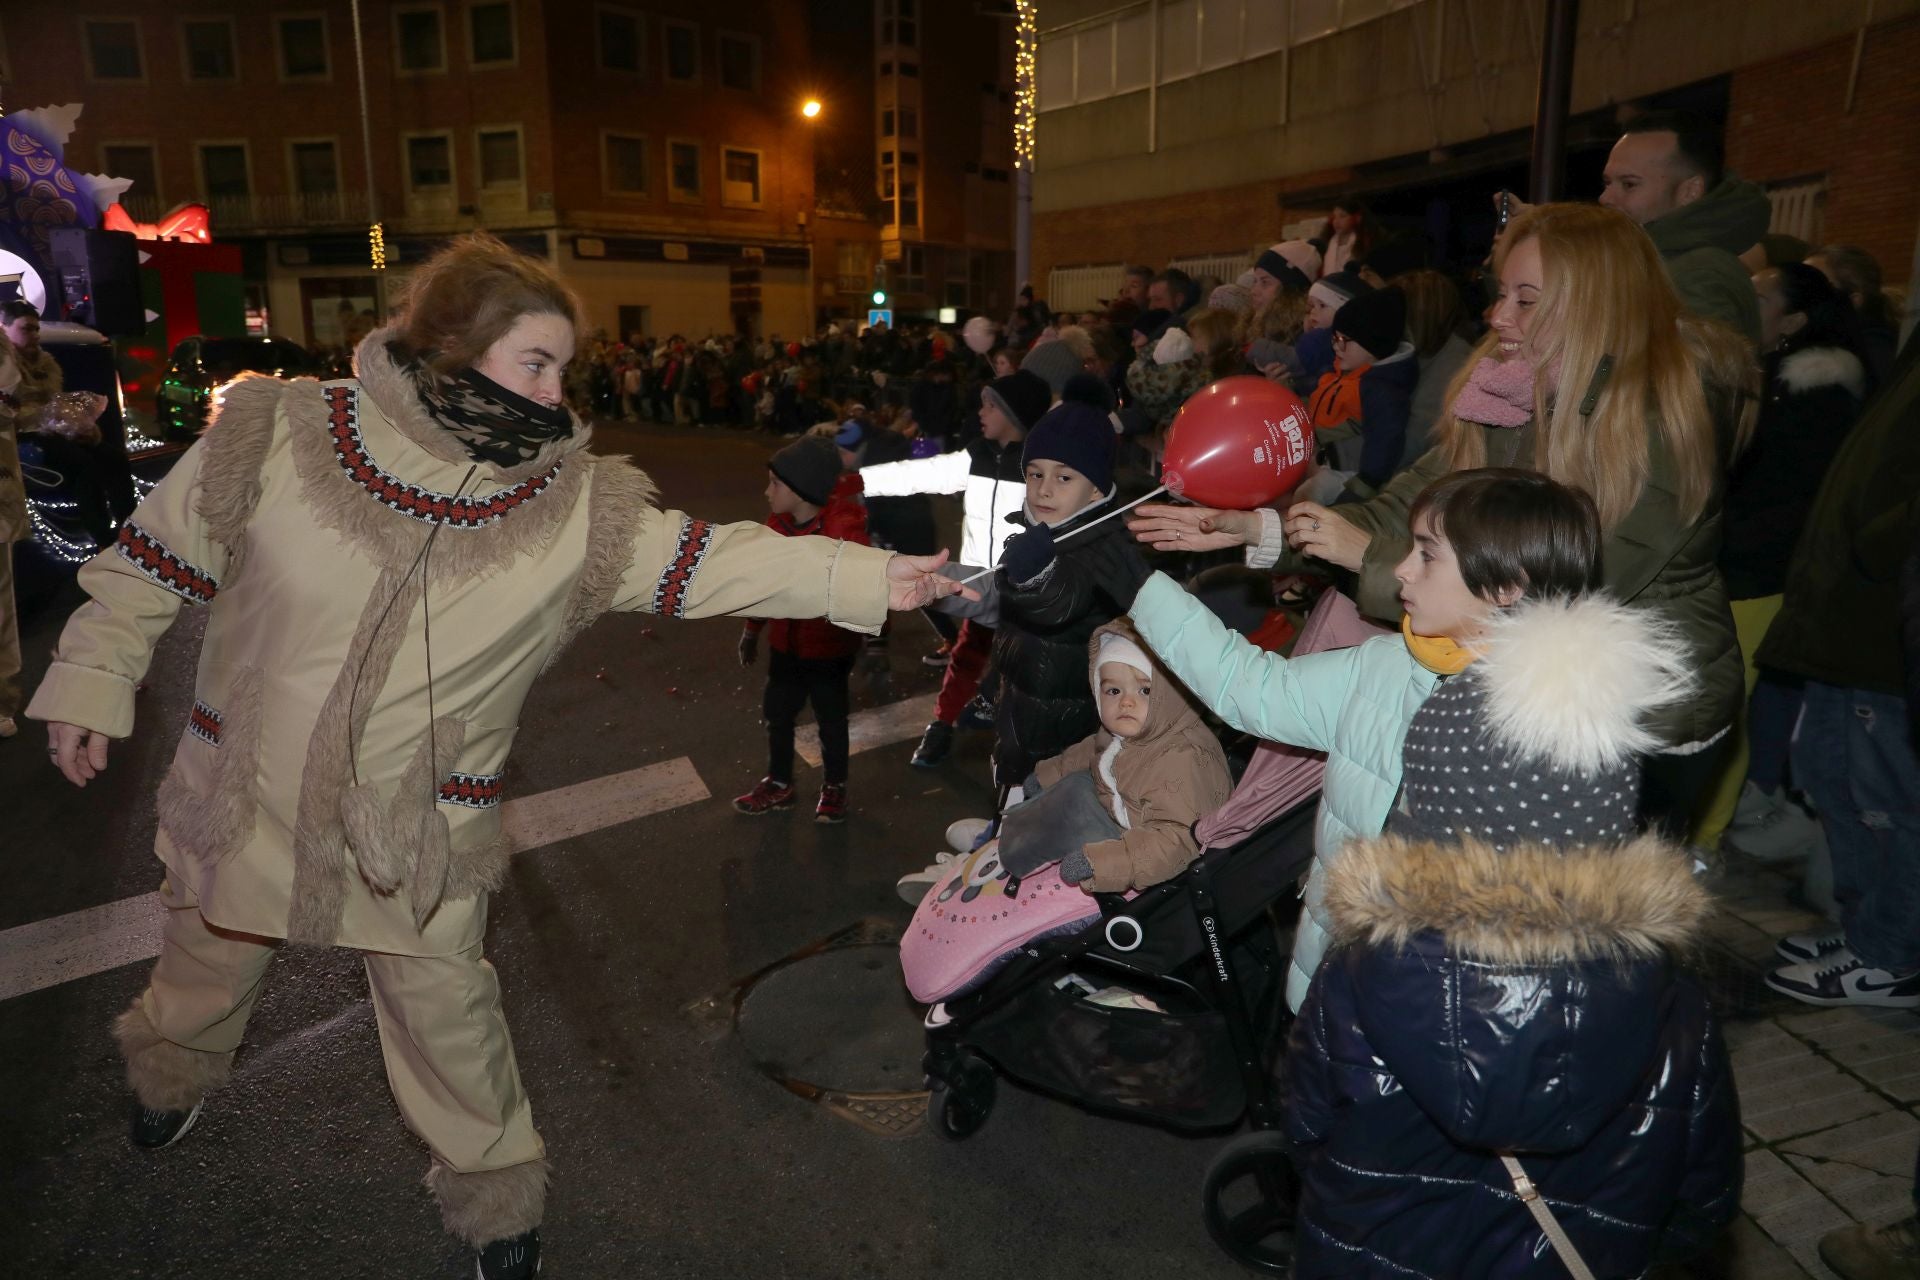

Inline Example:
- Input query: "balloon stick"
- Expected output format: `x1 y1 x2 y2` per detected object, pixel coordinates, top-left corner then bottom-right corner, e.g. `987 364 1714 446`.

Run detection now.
956 483 1169 587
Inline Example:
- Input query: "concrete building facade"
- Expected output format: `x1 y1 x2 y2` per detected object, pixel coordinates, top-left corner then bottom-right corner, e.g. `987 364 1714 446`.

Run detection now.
1027 0 1920 310
0 0 1016 346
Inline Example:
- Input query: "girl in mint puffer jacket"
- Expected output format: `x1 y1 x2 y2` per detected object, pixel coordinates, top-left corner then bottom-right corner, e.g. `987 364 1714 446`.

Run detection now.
1094 467 1618 1010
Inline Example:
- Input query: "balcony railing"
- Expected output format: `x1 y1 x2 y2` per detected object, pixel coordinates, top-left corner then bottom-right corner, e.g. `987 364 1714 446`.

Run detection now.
203 191 374 229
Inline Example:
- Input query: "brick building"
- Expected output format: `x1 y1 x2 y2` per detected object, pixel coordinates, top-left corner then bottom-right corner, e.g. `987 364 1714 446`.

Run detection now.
1028 0 1920 313
0 0 1015 346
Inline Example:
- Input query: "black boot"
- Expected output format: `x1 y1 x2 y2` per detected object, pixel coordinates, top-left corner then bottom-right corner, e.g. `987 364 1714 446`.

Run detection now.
477 1229 541 1279
130 1101 204 1149
911 720 954 768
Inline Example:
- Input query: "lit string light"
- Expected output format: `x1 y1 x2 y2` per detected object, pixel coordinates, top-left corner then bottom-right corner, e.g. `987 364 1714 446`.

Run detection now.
369 220 387 271
1014 0 1037 172
26 496 100 565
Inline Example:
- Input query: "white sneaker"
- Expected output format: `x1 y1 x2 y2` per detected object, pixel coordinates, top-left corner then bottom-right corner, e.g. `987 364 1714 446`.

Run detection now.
1776 929 1848 965
945 817 991 853
1725 792 1822 863
898 850 963 905
1766 948 1920 1008
0 716 16 739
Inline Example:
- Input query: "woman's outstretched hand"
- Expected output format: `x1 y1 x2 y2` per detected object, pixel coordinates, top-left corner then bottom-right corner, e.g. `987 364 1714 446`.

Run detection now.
48 722 110 787
1126 504 1259 552
886 551 980 611
1284 502 1370 571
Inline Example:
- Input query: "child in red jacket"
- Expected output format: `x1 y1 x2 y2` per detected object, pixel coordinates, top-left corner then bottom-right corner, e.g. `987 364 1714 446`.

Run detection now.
734 436 871 823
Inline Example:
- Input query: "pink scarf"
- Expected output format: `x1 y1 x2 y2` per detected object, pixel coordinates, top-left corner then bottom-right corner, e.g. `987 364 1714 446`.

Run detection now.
1452 357 1536 428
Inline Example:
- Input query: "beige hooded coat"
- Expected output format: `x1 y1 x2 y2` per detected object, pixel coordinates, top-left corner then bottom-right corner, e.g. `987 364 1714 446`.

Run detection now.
27 330 894 956
1031 618 1233 892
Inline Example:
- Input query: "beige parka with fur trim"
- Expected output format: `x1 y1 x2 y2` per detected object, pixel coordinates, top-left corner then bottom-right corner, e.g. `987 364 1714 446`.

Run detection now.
27 331 894 956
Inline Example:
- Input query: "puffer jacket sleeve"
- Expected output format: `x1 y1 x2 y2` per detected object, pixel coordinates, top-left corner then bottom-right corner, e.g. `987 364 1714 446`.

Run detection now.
1032 732 1100 790
859 448 970 497
1003 537 1108 631
1078 747 1223 891
1657 1007 1744 1262
27 408 254 739
612 504 894 635
1128 571 1357 751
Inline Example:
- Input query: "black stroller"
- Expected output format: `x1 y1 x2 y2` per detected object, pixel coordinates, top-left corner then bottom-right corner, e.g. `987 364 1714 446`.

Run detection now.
921 793 1317 1274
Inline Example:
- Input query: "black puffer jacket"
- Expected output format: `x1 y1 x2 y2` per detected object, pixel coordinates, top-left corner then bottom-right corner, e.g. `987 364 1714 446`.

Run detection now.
1288 833 1742 1278
990 500 1127 787
1721 343 1867 599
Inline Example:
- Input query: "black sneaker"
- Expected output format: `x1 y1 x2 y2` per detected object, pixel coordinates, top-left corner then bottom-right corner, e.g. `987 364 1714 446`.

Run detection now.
130 1100 203 1149
1775 928 1848 965
956 693 996 732
1766 949 1920 1009
476 1229 541 1280
910 720 953 768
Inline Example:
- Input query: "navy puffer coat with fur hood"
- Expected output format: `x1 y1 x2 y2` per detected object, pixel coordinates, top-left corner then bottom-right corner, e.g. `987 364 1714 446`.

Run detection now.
1285 597 1743 1278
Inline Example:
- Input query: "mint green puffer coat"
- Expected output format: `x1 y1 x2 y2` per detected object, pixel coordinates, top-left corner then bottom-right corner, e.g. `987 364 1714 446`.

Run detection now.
1130 571 1440 1009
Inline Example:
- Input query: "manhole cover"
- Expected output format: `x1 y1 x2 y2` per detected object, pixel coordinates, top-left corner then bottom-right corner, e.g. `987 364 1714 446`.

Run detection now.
736 944 928 1095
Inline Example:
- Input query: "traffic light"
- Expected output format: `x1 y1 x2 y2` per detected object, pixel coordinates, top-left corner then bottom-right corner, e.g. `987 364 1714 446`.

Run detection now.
871 263 888 307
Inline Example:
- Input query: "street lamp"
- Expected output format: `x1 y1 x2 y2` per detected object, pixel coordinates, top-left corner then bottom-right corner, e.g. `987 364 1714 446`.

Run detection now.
801 99 822 120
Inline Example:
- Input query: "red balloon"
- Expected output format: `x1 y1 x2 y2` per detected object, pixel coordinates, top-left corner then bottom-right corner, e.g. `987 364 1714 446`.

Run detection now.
1161 376 1313 510
786 341 802 359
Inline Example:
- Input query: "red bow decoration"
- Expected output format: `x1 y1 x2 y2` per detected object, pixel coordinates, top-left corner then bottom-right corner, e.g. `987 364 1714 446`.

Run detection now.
103 202 212 245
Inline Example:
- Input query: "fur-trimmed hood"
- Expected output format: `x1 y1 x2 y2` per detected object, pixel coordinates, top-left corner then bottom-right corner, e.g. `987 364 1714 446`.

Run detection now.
353 327 592 485
1473 593 1695 776
1320 830 1711 1152
1776 345 1867 400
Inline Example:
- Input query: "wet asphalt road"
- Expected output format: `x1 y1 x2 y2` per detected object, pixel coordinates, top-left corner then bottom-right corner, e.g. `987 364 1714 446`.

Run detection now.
1 421 1258 1279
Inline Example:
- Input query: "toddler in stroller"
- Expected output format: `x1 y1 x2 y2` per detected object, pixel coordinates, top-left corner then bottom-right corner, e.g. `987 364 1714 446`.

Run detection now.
899 619 1230 1006
907 593 1385 1272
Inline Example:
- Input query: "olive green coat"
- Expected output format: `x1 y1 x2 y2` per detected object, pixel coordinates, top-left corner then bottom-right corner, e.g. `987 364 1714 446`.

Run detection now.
1317 421 1740 751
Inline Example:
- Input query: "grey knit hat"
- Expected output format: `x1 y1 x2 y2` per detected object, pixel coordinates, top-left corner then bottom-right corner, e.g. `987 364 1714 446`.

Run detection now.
1019 339 1085 396
1389 670 1638 853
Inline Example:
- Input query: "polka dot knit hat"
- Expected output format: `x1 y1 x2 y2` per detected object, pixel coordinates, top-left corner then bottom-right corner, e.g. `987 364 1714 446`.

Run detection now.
1389 669 1638 852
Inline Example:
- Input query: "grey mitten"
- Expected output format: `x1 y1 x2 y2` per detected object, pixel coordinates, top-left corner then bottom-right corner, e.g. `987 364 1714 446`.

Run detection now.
1060 846 1096 885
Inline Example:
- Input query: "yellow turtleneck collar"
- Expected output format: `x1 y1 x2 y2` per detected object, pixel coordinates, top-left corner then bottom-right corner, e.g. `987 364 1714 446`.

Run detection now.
1401 615 1477 675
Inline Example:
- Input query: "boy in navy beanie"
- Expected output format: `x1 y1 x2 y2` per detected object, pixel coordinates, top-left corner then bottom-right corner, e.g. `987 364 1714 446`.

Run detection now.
1019 401 1116 507
734 436 872 824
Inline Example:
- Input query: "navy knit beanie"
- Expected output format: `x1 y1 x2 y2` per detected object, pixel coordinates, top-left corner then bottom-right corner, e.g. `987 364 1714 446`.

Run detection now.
768 436 842 507
1332 286 1408 362
980 369 1051 434
1023 402 1115 494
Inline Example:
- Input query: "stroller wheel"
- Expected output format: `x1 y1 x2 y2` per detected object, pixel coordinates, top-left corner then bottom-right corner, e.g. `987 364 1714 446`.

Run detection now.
925 1053 995 1142
1201 1129 1298 1274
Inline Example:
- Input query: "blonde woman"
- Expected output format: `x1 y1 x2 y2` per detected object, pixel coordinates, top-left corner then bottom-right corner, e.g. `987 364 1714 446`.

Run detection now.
1133 203 1756 831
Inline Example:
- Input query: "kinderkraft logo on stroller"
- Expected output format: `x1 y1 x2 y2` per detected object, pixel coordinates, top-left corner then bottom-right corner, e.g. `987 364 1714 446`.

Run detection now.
901 591 1388 1273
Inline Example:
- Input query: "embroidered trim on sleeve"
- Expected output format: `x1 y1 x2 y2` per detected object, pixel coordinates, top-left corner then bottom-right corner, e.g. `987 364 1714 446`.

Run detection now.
438 772 504 809
116 523 220 604
652 517 714 618
188 700 223 747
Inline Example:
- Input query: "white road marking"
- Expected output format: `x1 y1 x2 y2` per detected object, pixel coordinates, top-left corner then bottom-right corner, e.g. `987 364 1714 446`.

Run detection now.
0 756 710 1003
792 691 940 768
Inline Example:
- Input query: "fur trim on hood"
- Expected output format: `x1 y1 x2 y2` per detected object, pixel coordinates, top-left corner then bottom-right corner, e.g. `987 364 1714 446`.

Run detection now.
1324 831 1710 967
353 328 591 485
1474 594 1694 776
1778 346 1867 399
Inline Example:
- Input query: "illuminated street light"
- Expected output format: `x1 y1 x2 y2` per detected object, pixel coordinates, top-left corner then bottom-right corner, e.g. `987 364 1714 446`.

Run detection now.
801 99 822 119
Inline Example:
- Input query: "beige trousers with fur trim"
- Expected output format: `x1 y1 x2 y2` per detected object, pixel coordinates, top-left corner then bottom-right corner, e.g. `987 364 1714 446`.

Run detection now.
123 873 547 1240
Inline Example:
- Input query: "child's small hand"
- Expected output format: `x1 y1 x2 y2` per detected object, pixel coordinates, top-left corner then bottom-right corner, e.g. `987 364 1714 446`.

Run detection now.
738 632 758 666
1000 524 1056 584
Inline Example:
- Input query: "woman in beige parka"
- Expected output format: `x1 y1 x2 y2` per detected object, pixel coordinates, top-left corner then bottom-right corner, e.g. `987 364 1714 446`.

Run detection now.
26 234 966 1279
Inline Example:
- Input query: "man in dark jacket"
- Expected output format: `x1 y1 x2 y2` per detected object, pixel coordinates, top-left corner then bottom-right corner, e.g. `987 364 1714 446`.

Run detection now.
1760 338 1920 1010
1597 111 1770 343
